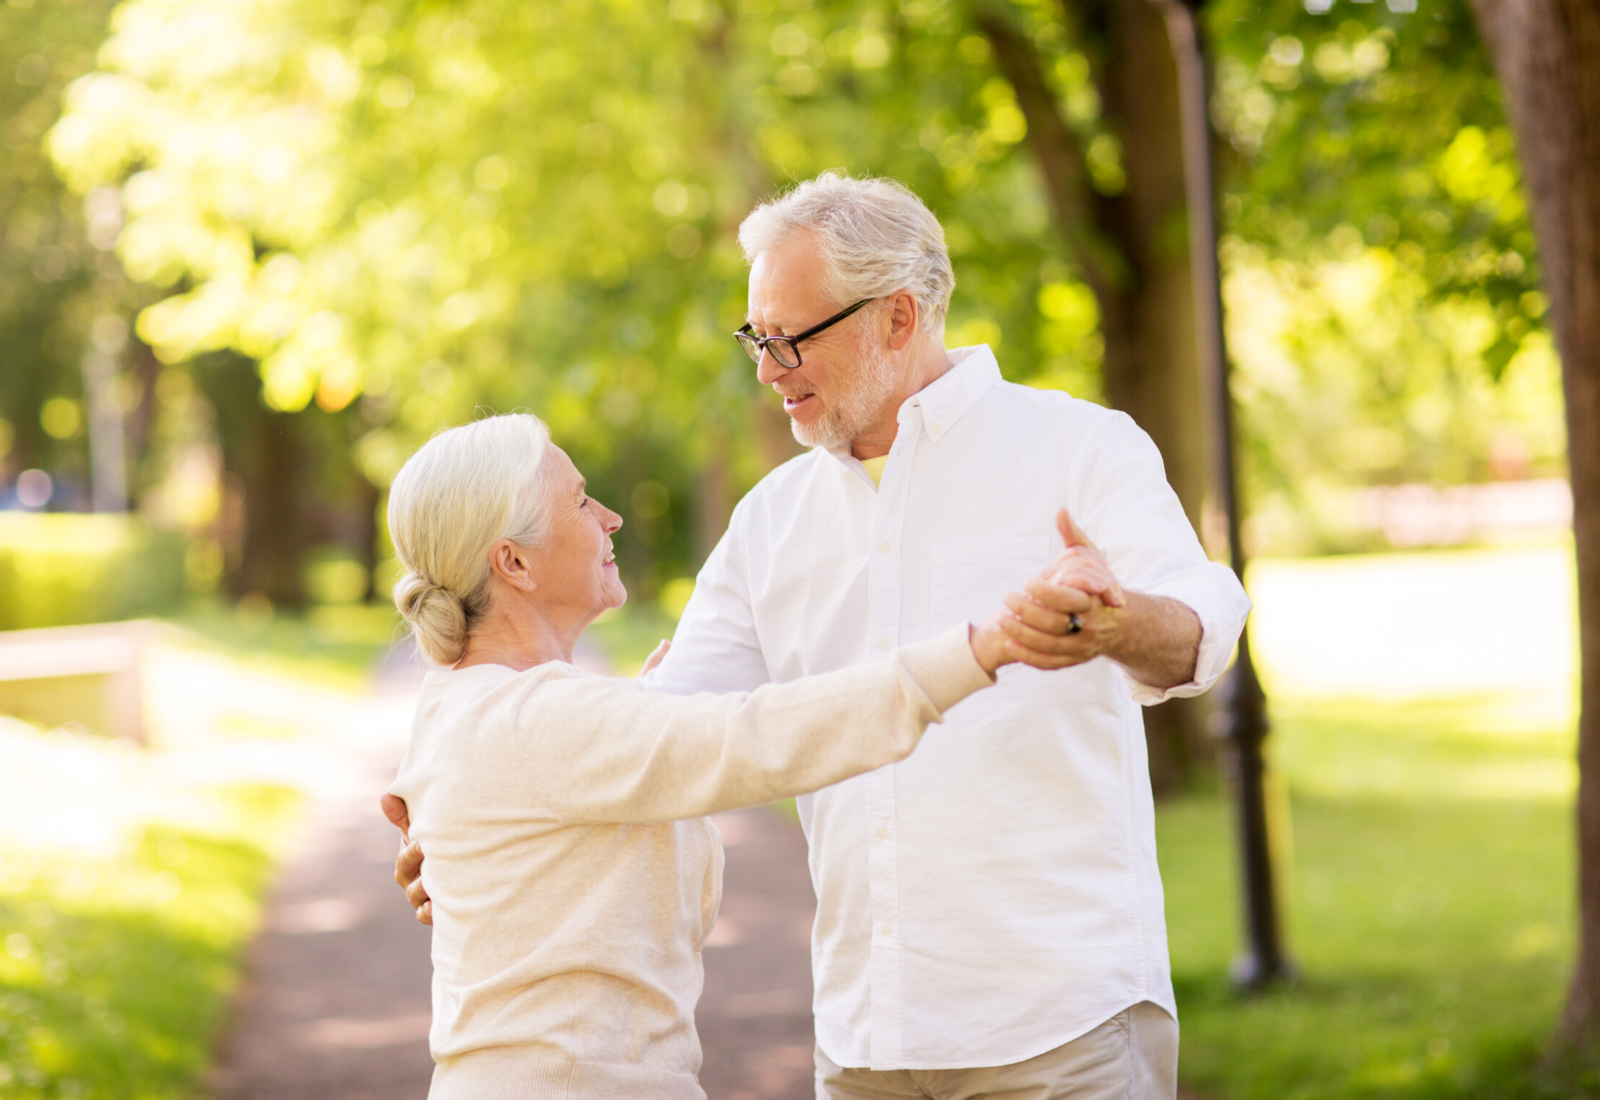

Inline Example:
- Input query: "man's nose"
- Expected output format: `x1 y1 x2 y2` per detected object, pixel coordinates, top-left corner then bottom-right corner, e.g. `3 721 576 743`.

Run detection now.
755 347 790 385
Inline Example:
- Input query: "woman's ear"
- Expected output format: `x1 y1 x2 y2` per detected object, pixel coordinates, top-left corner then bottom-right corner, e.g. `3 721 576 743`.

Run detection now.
487 539 538 592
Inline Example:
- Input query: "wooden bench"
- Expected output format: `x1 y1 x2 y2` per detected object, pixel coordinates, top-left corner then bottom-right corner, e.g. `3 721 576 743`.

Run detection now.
0 620 153 743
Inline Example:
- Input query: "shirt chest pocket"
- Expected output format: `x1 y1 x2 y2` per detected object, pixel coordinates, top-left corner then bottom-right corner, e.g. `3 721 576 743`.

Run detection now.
929 536 1052 632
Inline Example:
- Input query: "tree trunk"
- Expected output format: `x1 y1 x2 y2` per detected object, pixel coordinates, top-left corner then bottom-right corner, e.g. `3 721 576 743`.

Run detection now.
694 430 736 572
1100 0 1214 789
352 471 380 603
196 353 309 608
687 1 777 568
122 339 161 511
229 407 307 607
1467 0 1600 1055
979 0 1213 791
1100 0 1207 530
615 442 653 600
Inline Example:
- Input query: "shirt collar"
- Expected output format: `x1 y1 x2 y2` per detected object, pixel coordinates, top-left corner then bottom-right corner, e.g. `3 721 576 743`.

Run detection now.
896 344 1002 446
819 344 1003 472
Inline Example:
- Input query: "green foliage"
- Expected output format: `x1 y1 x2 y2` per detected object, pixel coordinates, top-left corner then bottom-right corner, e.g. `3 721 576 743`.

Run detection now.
584 604 683 677
3 0 1571 579
1206 0 1562 551
176 601 406 688
39 0 1102 591
0 513 184 631
0 0 153 492
1161 694 1574 1099
0 775 300 1099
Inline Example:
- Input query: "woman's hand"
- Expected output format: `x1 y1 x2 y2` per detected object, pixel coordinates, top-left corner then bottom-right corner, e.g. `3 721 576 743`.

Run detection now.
639 639 671 677
969 617 1013 677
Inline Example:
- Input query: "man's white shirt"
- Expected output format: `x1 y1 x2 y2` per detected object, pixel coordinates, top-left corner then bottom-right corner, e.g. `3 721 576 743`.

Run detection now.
645 345 1251 1070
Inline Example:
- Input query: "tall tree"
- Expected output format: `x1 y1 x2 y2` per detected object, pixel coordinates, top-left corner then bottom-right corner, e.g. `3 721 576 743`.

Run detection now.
975 0 1212 789
1467 0 1600 1058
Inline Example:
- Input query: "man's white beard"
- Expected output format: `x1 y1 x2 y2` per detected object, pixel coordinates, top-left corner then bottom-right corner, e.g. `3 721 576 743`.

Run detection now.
790 337 901 452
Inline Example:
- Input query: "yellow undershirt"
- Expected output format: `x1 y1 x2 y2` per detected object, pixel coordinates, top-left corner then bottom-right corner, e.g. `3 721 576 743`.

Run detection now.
859 455 887 487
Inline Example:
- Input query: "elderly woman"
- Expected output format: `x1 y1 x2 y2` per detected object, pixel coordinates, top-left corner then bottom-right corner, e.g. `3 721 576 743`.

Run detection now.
382 412 1053 1100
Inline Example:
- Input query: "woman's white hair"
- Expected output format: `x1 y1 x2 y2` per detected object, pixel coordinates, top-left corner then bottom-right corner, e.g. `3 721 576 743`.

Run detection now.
387 413 555 665
738 172 955 335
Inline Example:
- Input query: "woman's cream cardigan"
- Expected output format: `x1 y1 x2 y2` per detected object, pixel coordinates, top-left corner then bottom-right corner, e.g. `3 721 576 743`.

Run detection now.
387 625 993 1100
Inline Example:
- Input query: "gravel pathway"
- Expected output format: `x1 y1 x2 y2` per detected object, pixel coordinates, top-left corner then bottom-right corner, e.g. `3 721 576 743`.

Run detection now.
201 664 820 1099
203 718 435 1100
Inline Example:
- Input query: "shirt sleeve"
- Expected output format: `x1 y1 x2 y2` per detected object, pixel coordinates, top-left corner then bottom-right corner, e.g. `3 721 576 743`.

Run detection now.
501 626 992 824
642 497 773 696
1067 411 1252 705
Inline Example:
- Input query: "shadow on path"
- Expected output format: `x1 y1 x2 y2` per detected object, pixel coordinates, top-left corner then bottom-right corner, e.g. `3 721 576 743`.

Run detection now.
205 730 434 1100
700 806 817 1100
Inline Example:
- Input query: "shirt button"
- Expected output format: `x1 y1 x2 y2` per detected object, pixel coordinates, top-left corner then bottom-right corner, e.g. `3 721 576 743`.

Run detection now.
879 541 890 554
881 923 893 936
876 637 890 649
876 827 888 839
931 422 944 433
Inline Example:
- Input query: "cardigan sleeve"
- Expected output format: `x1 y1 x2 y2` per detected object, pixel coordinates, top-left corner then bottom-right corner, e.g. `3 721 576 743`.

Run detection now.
495 625 993 824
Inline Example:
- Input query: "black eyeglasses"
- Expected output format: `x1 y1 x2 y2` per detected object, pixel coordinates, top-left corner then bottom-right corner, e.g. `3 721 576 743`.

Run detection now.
734 299 874 369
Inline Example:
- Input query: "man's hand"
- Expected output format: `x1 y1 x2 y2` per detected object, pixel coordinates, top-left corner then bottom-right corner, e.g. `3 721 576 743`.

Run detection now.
994 508 1201 687
1044 508 1125 608
381 793 433 926
991 508 1124 669
998 577 1120 670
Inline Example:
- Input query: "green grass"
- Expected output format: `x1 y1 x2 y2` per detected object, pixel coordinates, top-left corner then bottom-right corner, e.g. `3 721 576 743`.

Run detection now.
583 604 680 676
0 514 185 633
1161 694 1580 1099
167 592 677 686
180 597 673 682
0 780 301 1098
174 600 405 688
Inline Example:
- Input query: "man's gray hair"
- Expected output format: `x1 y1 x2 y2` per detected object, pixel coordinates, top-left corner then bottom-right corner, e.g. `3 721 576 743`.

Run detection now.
738 172 955 336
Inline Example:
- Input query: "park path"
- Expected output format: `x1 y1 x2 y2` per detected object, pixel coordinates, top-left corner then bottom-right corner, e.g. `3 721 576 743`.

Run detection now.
202 647 818 1100
199 665 436 1100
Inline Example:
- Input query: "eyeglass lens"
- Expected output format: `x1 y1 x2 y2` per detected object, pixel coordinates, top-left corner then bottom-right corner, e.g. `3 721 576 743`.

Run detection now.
737 332 800 368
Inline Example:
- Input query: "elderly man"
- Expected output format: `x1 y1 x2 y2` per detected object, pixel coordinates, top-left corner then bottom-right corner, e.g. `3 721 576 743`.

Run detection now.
394 173 1249 1098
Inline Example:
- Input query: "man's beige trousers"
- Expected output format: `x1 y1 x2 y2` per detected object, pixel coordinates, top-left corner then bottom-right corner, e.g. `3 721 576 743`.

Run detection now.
814 1001 1178 1100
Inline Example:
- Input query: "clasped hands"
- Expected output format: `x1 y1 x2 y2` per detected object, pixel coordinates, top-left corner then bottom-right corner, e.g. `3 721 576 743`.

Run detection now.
969 508 1126 675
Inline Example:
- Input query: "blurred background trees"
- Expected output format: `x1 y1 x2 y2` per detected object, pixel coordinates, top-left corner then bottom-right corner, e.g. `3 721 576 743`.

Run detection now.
2 0 1560 761
9 0 1600 1088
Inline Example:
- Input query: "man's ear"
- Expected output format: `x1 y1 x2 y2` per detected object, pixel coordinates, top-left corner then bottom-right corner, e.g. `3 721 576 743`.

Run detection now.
886 289 919 351
487 538 538 592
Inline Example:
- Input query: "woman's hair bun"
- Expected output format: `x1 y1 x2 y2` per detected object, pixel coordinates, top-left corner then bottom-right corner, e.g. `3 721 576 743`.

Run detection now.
385 413 554 666
394 571 469 666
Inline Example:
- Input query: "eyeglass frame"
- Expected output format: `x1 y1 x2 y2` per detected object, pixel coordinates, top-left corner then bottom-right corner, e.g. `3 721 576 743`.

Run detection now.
734 298 875 369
